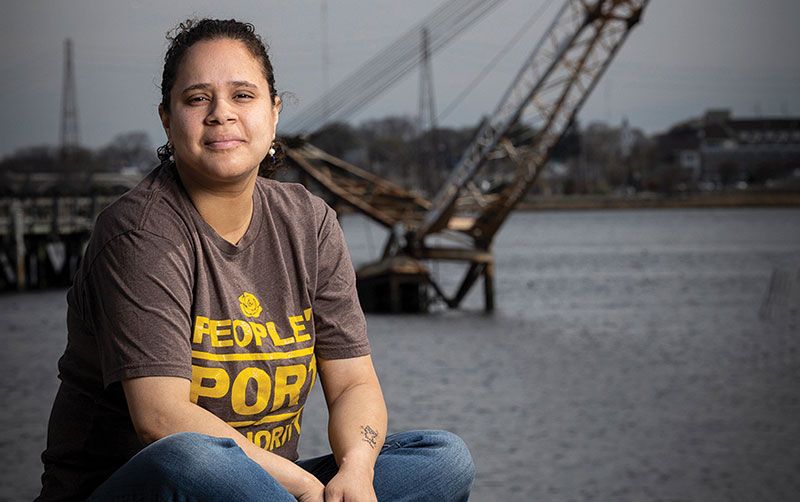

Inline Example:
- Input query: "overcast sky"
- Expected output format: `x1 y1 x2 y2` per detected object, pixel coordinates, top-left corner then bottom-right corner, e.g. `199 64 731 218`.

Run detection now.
1 0 798 158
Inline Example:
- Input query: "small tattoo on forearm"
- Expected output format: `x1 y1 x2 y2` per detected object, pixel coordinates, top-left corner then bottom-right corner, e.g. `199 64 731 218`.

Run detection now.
361 425 378 448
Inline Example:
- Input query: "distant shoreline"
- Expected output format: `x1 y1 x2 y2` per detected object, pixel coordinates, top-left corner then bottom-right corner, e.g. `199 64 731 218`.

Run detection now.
332 190 800 217
517 191 800 211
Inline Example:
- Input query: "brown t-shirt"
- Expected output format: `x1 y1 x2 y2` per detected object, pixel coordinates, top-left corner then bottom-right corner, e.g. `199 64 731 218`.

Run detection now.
38 162 369 501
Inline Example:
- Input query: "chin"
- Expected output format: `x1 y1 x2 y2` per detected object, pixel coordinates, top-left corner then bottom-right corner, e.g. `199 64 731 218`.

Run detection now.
212 163 260 182
179 159 259 184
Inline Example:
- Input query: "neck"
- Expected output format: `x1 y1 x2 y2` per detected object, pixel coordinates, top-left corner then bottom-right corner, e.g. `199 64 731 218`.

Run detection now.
177 167 258 245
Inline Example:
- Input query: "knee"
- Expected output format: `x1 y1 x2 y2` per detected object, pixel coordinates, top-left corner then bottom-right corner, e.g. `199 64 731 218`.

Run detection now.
92 433 295 501
390 430 475 495
130 432 242 484
425 430 475 487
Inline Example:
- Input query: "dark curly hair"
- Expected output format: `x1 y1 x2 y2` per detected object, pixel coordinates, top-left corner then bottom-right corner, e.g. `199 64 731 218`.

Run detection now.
156 18 283 176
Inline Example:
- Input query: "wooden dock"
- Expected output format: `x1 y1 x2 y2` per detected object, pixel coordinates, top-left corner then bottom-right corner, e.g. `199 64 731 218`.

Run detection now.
0 195 118 290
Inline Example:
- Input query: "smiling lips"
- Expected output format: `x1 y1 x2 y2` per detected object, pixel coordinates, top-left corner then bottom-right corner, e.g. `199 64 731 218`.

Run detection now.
204 137 245 150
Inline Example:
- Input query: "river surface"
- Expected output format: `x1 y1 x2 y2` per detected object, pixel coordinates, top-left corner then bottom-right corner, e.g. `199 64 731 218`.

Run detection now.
1 207 798 501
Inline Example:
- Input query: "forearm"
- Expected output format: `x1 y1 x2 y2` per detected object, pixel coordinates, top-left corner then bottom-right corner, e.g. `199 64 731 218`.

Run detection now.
123 378 321 498
327 380 388 473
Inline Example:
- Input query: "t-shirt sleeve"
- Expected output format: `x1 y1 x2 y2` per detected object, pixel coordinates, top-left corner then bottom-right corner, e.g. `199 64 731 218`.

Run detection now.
82 230 194 387
311 200 370 359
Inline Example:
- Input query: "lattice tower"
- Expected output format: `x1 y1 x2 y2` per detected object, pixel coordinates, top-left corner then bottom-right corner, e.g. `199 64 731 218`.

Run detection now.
60 38 80 160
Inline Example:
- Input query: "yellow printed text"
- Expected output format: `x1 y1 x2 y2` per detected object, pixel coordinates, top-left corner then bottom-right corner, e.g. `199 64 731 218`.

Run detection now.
192 310 313 348
190 357 317 418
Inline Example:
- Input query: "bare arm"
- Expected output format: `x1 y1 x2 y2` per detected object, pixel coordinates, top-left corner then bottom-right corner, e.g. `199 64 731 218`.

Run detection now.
318 355 388 502
122 376 324 502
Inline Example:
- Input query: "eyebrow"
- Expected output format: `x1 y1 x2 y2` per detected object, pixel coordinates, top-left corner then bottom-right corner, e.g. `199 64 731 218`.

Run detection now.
181 81 259 94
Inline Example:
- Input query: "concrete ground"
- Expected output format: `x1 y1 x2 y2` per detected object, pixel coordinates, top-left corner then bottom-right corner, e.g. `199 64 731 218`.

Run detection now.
2 208 799 501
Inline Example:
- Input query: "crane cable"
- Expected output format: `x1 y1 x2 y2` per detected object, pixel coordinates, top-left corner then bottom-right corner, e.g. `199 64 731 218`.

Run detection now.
284 0 506 133
291 0 495 129
437 0 558 123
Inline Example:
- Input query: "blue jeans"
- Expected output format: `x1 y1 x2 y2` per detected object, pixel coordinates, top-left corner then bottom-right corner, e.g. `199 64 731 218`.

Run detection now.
87 430 474 501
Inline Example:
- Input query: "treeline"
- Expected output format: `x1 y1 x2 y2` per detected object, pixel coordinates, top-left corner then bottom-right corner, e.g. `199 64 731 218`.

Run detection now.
302 116 665 197
0 131 158 175
301 117 477 195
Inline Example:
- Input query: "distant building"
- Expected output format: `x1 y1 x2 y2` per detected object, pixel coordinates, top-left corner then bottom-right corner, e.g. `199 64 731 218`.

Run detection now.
656 109 800 187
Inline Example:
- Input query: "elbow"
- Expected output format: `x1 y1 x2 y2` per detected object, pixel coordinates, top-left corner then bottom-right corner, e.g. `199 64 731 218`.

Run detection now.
131 413 174 446
128 401 192 446
121 376 195 446
136 426 165 446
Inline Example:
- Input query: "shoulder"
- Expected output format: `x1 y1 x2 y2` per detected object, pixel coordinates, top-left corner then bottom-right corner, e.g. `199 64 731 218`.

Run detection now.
94 164 194 243
86 163 195 266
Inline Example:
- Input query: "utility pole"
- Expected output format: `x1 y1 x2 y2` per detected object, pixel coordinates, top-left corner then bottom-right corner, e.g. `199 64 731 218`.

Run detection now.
60 38 80 163
321 0 330 124
418 27 440 195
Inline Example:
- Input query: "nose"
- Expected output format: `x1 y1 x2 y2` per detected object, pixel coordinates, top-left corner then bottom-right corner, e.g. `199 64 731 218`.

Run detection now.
205 98 236 125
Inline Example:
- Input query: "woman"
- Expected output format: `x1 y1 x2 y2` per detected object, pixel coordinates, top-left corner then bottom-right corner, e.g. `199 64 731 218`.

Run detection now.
37 18 473 502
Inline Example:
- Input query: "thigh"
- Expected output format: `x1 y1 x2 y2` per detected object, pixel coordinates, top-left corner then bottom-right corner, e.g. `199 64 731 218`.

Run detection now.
87 432 295 502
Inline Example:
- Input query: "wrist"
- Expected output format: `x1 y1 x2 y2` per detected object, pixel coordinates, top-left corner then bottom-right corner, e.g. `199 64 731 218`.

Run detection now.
287 470 324 497
338 456 376 480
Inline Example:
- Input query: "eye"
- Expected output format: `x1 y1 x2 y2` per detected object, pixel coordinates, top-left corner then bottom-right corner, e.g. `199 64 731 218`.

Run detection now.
186 95 209 104
234 92 254 100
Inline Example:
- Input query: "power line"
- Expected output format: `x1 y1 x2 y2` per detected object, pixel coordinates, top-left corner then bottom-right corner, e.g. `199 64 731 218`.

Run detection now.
284 0 506 133
437 0 557 123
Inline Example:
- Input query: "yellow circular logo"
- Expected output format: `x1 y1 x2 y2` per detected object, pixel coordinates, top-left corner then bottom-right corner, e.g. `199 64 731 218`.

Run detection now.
238 292 262 318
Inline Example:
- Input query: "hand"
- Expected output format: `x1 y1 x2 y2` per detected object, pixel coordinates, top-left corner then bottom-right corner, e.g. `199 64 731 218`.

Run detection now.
324 464 377 502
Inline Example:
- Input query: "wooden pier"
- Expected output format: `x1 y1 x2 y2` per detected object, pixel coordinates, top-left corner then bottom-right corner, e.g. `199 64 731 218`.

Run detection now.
0 195 118 290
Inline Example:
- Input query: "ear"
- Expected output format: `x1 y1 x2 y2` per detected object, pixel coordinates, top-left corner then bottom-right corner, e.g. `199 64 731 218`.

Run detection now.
158 104 171 142
272 96 281 130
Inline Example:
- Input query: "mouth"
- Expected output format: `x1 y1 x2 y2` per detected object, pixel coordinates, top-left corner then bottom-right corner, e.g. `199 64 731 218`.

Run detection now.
204 137 245 150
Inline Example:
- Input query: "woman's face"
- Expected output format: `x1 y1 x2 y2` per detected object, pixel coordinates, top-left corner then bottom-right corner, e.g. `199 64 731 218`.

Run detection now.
159 38 280 188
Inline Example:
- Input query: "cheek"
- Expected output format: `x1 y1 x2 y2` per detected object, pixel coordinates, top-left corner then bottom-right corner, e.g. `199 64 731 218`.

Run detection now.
170 116 197 146
248 114 275 142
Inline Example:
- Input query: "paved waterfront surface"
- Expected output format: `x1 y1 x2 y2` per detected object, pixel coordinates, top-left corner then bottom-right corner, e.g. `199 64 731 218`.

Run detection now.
1 208 799 501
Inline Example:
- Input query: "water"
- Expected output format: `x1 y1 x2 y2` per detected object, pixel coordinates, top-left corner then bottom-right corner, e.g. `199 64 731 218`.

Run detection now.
2 207 798 501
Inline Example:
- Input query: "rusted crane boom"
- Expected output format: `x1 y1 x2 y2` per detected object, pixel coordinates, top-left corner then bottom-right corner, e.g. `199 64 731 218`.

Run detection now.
283 139 430 230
